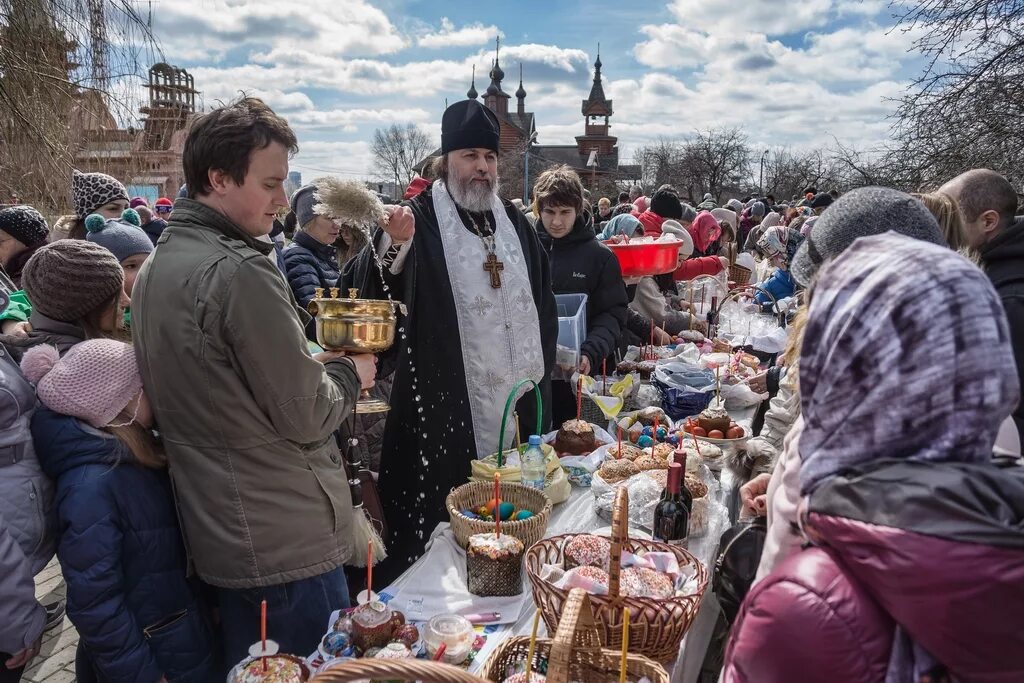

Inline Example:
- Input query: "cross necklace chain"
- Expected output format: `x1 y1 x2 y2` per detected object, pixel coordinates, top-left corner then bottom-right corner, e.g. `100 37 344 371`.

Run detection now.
462 209 504 288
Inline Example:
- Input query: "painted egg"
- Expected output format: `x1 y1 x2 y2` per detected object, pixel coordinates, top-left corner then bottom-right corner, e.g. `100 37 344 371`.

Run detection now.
637 435 654 448
322 630 351 656
656 427 669 439
484 498 499 513
497 502 516 520
667 434 679 445
514 509 534 520
393 624 420 648
641 426 654 437
460 509 479 520
477 506 491 518
332 615 353 634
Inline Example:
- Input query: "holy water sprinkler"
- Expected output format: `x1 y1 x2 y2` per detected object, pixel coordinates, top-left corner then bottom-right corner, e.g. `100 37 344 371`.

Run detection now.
307 178 402 414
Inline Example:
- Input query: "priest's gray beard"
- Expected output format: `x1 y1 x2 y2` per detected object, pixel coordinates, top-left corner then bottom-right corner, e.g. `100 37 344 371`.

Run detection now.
448 169 500 214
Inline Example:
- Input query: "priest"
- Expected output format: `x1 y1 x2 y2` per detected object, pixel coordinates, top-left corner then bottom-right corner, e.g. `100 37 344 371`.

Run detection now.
344 99 558 585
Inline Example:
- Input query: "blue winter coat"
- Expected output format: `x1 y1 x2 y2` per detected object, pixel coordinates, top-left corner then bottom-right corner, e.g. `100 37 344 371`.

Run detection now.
32 408 216 683
756 268 796 308
283 230 340 311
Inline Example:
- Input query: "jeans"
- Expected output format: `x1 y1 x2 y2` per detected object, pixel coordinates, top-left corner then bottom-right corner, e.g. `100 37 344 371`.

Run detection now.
216 566 351 666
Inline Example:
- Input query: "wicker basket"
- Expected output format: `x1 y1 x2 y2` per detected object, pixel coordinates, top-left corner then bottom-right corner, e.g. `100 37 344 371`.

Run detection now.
727 263 751 286
447 481 552 549
482 589 669 683
525 488 709 662
314 658 488 682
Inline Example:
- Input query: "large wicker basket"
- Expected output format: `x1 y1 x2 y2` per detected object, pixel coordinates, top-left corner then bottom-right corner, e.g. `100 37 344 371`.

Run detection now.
482 588 670 683
525 488 708 662
314 658 488 682
727 263 752 286
447 481 552 549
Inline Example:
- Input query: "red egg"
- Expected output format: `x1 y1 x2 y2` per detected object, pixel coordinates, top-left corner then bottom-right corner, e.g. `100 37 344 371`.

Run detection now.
708 429 725 439
726 426 744 439
692 427 707 437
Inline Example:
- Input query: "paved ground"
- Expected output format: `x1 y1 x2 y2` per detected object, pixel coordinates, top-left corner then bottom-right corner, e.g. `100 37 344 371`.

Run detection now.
24 558 78 683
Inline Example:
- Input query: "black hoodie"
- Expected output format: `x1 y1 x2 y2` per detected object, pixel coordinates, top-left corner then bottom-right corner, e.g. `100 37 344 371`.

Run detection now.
981 217 1024 447
538 213 628 372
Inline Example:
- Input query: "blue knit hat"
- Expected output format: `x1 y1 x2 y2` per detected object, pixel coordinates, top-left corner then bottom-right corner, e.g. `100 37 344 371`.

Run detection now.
84 209 153 263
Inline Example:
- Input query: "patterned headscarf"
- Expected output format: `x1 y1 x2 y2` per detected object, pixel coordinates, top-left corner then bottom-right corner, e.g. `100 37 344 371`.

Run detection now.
799 232 1019 495
687 211 722 254
757 225 804 267
599 213 644 241
760 212 782 229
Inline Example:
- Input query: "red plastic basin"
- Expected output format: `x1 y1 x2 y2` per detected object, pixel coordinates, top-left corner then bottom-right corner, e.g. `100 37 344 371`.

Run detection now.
603 239 683 277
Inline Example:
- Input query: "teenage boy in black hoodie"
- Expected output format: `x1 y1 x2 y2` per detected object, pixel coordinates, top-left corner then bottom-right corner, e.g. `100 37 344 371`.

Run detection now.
535 165 628 424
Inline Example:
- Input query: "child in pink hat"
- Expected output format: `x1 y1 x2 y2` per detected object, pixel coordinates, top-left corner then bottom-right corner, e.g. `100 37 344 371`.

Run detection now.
22 340 215 682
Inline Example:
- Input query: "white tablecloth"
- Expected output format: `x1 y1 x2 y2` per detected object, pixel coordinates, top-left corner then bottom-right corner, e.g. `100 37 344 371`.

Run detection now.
379 407 755 680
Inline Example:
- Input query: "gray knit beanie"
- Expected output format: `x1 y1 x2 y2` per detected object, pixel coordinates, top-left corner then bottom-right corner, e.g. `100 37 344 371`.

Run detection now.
680 203 698 224
22 240 124 322
750 201 766 218
726 198 744 213
290 184 318 229
85 211 153 263
791 186 945 287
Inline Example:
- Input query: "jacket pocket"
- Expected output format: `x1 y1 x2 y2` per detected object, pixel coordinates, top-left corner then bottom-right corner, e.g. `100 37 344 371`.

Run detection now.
145 608 217 683
302 437 351 540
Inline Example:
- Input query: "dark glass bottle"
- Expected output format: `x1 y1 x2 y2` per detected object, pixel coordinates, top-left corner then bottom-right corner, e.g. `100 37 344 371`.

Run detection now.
672 446 694 513
653 463 690 547
707 296 719 338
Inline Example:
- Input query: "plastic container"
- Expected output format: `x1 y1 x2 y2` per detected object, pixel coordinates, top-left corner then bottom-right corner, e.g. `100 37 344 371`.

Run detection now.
520 435 546 490
604 239 683 277
422 614 474 665
555 293 588 379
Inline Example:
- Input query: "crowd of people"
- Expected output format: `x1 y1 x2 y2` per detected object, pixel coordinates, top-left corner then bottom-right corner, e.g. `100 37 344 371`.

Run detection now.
0 93 1022 683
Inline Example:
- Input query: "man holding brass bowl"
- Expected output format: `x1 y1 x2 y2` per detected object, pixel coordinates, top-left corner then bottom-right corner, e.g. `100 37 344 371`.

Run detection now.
344 98 558 586
132 96 378 664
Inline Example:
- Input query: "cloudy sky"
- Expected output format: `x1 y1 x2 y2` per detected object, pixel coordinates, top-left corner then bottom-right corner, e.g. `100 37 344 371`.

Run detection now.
148 0 924 182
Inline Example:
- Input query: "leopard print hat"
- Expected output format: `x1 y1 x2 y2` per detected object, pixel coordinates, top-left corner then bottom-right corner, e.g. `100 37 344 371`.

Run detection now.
72 169 129 218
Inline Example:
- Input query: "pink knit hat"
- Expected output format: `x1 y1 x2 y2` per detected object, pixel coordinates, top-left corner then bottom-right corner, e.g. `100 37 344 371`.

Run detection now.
21 341 143 428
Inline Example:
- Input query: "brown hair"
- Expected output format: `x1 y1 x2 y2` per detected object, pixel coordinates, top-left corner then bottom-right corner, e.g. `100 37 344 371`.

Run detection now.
105 405 166 469
183 96 298 198
532 165 584 214
80 293 130 342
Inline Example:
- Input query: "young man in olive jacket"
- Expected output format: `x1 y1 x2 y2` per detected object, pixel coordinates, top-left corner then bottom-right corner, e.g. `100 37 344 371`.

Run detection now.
132 97 377 665
534 165 628 424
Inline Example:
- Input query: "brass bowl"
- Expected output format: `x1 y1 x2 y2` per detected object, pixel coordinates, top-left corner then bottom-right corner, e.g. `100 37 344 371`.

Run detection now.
308 292 396 354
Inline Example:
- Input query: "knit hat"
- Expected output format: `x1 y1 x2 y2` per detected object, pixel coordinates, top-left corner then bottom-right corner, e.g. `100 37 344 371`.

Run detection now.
129 197 148 209
71 169 128 219
650 189 683 220
85 210 153 263
790 186 945 287
154 197 173 213
290 184 320 229
680 203 698 224
22 240 124 322
726 198 744 213
750 201 766 218
703 193 714 202
0 205 49 247
21 341 143 429
810 192 834 209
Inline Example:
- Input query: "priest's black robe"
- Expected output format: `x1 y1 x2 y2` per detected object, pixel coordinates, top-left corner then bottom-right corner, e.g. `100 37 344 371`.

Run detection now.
342 188 558 588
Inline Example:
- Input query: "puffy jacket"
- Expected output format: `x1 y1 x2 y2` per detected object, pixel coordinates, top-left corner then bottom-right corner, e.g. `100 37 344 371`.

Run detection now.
33 407 215 682
0 341 54 655
673 255 724 281
756 268 795 306
283 230 341 311
636 210 665 237
538 215 627 370
132 199 361 589
724 461 1024 683
981 218 1024 449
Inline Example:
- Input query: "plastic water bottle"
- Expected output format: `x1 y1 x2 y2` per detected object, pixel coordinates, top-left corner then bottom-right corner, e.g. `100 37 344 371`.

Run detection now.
520 435 546 491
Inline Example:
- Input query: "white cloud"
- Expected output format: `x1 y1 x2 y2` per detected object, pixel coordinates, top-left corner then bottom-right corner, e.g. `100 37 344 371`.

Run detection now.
418 18 502 48
288 107 433 132
667 0 835 36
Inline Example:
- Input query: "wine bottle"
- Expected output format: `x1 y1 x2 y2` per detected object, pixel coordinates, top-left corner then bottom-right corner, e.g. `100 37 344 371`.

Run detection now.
653 463 690 547
673 447 694 513
707 296 719 338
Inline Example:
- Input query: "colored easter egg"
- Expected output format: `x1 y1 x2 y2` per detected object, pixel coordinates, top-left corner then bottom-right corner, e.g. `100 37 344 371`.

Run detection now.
394 624 420 648
497 502 515 520
460 509 479 520
641 426 654 437
656 427 668 439
484 498 498 513
667 434 679 445
514 509 534 520
322 630 351 656
637 435 654 448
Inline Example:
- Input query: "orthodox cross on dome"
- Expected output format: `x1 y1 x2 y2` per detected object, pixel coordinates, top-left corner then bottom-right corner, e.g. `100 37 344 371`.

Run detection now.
467 64 478 99
582 43 613 118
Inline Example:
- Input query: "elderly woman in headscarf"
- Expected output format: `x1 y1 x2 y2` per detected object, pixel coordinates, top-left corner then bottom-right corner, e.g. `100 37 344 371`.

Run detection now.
598 213 644 241
753 224 803 307
744 211 781 253
724 232 1024 683
671 212 728 281
738 200 766 246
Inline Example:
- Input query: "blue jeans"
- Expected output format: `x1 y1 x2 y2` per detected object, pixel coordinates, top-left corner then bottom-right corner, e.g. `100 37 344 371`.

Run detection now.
217 567 351 666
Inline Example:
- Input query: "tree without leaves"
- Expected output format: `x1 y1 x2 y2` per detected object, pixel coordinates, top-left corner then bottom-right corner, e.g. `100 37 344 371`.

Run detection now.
633 129 751 204
370 124 434 191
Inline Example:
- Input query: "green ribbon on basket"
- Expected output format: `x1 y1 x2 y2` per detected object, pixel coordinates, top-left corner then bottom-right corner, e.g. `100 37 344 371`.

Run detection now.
496 379 543 467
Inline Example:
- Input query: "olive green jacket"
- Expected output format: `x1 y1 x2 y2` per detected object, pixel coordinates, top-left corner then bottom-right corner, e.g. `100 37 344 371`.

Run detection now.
132 199 360 588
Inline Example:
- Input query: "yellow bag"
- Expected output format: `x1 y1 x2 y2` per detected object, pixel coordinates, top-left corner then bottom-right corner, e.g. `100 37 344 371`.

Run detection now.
468 379 571 505
470 444 571 504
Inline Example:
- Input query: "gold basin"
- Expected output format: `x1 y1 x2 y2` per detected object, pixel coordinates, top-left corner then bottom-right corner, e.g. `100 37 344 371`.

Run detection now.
308 289 396 354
